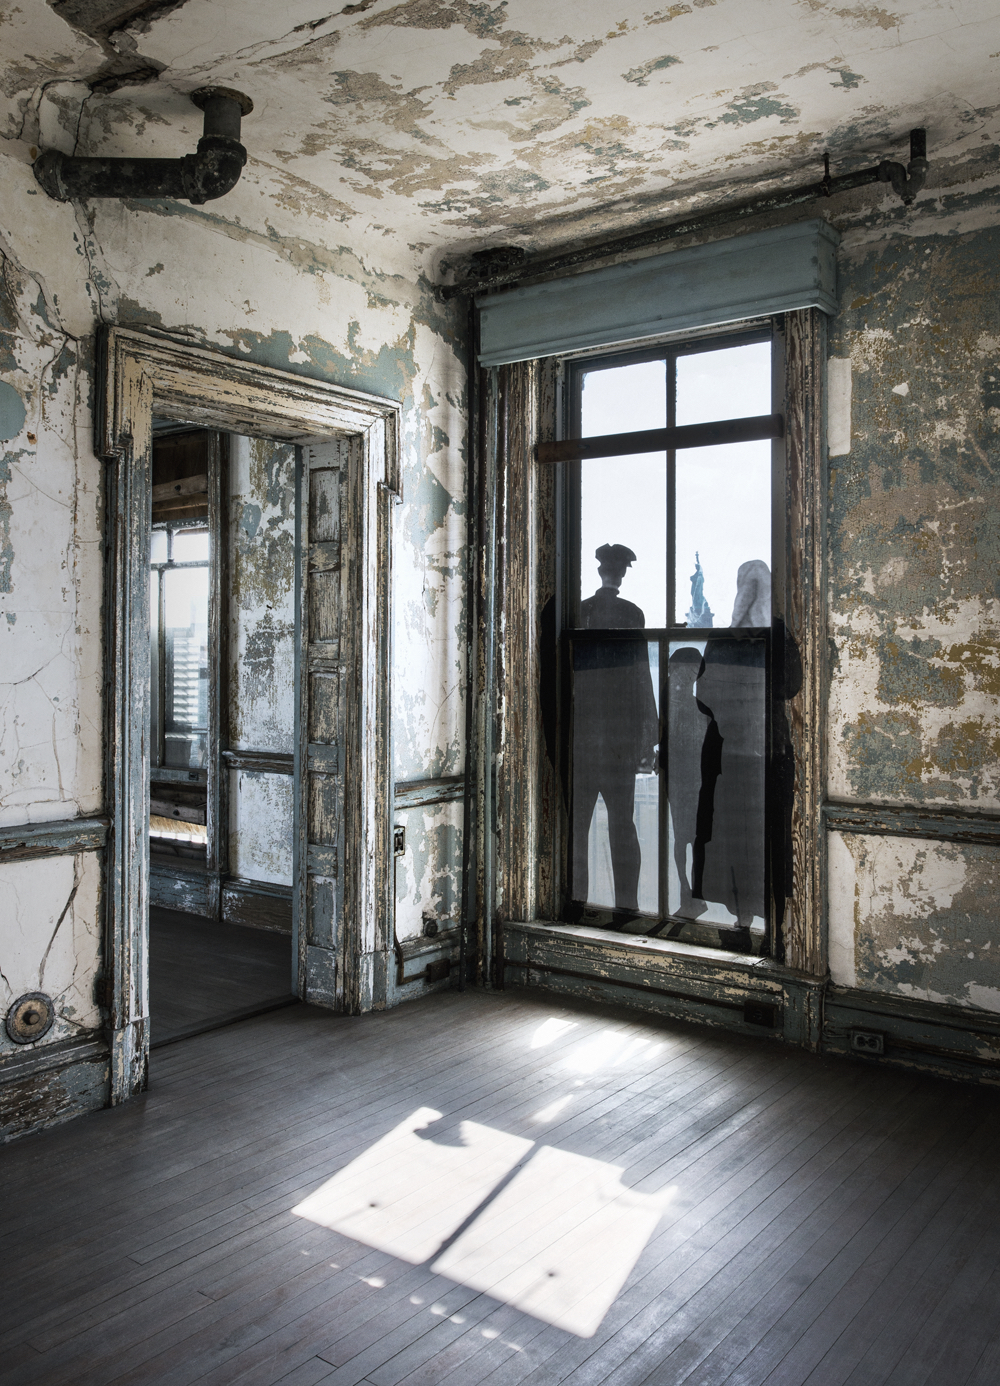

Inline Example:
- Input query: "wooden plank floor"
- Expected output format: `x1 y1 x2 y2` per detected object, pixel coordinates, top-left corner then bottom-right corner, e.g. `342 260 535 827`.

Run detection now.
150 907 294 1045
4 989 1000 1386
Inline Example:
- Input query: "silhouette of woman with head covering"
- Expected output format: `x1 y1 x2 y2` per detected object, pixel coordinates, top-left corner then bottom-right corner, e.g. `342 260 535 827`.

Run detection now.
572 544 659 922
694 560 770 952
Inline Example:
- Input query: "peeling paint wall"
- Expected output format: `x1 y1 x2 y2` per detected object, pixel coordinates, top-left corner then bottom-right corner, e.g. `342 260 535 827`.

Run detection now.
829 830 1000 1013
825 146 1000 1011
0 7 469 1054
828 219 1000 812
229 434 296 756
2 0 1000 1081
230 769 294 886
227 435 296 890
0 852 102 1058
394 800 463 939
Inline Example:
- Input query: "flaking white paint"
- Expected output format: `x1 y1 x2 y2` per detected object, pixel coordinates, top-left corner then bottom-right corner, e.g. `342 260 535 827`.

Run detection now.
0 851 102 1055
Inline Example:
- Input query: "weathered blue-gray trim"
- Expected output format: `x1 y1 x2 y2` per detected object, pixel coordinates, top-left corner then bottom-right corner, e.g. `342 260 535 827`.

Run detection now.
393 775 464 810
824 801 1000 846
307 844 338 877
222 748 294 775
292 444 306 997
0 816 109 859
307 743 338 774
824 983 1000 1085
149 861 211 914
0 1035 110 1143
476 219 840 366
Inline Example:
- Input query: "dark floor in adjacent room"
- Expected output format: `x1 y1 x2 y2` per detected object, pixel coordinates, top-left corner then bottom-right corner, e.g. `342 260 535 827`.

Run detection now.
149 906 294 1045
4 990 1000 1386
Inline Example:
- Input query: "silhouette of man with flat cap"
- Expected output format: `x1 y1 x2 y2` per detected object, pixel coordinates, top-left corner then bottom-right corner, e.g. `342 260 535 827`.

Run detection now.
572 544 659 922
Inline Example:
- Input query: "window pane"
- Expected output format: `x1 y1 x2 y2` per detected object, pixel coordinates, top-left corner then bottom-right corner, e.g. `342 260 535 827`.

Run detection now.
581 359 666 437
163 565 209 769
150 530 168 565
675 341 771 426
683 636 766 936
571 638 660 915
674 440 771 627
172 528 210 563
580 453 666 628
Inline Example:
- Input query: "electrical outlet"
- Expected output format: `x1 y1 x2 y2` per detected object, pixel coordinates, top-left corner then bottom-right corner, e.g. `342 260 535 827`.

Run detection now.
393 825 405 857
850 1028 885 1056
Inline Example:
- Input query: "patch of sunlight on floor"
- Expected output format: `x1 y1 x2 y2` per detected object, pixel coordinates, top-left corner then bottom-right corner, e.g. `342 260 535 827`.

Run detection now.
293 1107 673 1340
531 1017 579 1048
291 1107 531 1263
432 1144 673 1338
562 1029 662 1074
530 1093 574 1123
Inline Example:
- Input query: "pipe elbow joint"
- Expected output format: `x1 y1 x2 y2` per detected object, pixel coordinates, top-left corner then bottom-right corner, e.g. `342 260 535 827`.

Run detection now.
32 147 69 201
181 136 248 205
32 87 252 205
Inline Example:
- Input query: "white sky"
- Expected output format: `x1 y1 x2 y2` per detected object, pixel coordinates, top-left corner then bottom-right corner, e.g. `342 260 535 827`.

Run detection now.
579 342 772 626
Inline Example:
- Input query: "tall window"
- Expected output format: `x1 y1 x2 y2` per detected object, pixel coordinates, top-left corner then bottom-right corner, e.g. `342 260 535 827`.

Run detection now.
558 328 780 955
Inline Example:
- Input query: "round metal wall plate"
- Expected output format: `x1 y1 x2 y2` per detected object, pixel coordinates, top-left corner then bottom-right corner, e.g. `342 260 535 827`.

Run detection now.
5 992 55 1045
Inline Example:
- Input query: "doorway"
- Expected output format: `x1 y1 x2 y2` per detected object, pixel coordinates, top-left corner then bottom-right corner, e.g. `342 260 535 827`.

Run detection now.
98 327 400 1102
146 423 296 1045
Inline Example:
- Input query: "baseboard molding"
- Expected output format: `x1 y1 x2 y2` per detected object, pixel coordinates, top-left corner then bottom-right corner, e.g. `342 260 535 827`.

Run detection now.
503 921 823 1050
221 877 293 933
150 861 211 915
824 984 1000 1085
392 926 462 994
0 1035 109 1143
502 922 1000 1087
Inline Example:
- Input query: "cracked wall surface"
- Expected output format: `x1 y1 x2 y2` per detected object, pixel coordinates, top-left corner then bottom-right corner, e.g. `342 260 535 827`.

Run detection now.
829 830 1000 1013
0 851 102 1057
1 0 999 1067
0 1 996 276
823 141 1000 1009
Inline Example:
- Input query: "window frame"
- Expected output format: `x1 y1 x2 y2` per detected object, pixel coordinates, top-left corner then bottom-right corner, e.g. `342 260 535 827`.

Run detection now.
485 308 826 989
551 324 783 951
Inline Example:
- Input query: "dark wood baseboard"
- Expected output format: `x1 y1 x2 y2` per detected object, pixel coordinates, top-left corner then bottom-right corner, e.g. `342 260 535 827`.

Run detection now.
221 877 293 933
504 921 1000 1086
0 1035 109 1143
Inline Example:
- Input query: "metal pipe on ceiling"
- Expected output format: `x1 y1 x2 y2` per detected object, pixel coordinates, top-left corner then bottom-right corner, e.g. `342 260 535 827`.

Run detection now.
444 129 929 302
33 87 253 205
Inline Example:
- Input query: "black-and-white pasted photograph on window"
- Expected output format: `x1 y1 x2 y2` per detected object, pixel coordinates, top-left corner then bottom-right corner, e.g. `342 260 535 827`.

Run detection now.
565 333 776 955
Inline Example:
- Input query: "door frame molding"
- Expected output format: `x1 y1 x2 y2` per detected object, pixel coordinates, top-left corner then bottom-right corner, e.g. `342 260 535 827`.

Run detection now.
98 327 400 1104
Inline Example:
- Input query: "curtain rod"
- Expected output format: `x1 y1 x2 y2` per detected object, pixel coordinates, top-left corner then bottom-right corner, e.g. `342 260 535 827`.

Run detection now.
441 129 928 303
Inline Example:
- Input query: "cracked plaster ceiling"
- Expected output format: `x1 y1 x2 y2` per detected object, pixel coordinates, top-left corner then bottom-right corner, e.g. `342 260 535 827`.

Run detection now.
2 0 998 278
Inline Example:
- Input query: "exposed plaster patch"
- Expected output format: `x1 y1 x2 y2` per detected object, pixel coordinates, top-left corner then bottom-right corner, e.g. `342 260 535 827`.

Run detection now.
831 832 1000 1013
645 5 693 23
801 1 901 31
623 55 682 88
828 355 852 455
